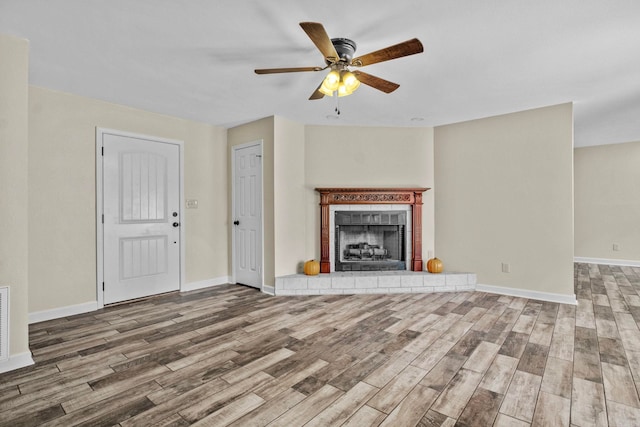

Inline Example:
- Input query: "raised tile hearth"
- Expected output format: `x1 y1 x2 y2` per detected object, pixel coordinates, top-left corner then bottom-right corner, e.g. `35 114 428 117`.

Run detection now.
275 270 476 296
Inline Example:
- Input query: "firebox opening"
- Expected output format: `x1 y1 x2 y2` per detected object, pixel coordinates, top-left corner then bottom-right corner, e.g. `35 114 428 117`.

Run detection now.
334 211 407 271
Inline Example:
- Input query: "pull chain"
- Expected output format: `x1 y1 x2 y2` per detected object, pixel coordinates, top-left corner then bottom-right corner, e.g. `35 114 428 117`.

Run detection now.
334 91 341 116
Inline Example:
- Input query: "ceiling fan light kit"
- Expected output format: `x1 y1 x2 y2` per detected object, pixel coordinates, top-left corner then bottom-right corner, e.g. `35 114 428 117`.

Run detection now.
254 22 424 104
319 68 361 97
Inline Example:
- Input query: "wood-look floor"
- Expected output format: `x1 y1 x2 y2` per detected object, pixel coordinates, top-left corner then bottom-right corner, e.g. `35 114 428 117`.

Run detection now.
2 263 640 426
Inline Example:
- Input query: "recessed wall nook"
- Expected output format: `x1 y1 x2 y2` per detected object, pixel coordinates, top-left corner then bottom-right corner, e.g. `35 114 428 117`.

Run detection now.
274 188 477 296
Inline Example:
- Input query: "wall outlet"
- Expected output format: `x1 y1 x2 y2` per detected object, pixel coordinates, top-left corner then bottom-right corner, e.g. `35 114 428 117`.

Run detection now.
613 243 620 251
502 263 511 273
186 199 198 209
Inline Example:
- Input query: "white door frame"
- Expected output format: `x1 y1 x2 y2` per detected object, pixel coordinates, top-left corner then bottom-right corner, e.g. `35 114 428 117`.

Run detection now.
96 127 185 308
231 140 265 290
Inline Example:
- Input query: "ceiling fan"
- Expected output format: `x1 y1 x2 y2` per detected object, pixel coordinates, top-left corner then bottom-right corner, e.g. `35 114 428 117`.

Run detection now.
255 22 424 100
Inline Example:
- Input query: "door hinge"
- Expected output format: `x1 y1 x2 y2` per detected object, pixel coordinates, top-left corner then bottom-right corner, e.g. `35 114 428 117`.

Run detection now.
102 282 105 291
101 146 104 156
102 214 104 224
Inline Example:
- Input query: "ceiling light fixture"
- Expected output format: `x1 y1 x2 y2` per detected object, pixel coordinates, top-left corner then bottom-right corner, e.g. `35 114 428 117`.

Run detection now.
318 67 361 97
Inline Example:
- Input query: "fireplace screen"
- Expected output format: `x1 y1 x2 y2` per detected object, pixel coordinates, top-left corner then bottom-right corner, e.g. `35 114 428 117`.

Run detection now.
335 211 406 271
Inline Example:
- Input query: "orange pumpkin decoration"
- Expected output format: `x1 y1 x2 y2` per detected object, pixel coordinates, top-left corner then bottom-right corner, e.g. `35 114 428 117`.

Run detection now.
427 257 443 274
304 259 320 276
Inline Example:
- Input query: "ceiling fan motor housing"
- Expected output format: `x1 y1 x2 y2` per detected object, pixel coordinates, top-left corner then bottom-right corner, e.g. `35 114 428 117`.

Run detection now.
330 38 357 64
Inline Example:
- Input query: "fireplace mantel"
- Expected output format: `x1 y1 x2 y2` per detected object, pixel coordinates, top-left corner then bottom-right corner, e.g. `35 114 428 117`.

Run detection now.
316 187 430 273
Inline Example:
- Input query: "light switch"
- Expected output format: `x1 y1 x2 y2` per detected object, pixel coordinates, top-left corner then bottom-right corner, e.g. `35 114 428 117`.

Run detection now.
186 199 198 209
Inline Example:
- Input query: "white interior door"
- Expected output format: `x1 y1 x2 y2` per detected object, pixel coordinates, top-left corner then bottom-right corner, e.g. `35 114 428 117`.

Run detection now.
233 143 262 288
102 133 181 304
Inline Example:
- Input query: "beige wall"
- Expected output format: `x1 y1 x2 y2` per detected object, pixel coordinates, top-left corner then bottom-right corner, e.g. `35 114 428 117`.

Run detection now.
227 117 276 286
434 103 574 297
304 126 435 263
183 125 229 282
0 34 30 357
28 86 228 313
273 116 306 276
575 140 640 261
227 116 307 283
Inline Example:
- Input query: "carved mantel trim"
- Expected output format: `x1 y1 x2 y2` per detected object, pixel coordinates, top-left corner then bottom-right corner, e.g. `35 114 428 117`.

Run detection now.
315 187 430 273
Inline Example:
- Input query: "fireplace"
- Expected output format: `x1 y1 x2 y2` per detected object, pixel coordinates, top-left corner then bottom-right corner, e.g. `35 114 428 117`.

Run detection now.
335 210 406 271
316 187 430 273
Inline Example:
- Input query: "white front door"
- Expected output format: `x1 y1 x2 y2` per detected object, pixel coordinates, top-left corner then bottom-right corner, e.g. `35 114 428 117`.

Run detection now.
102 132 181 304
233 143 263 288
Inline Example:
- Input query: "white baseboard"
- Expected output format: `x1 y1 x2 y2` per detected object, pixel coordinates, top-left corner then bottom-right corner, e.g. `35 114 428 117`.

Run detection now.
28 277 232 323
181 276 231 292
574 257 640 268
262 285 275 295
476 284 577 305
0 351 34 374
29 301 98 324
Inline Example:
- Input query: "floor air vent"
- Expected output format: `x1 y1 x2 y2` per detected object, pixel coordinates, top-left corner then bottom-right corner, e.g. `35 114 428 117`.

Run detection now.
0 287 8 361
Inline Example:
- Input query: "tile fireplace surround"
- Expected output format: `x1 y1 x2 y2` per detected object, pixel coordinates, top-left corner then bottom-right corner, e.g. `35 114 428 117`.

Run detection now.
316 187 430 273
274 187 477 296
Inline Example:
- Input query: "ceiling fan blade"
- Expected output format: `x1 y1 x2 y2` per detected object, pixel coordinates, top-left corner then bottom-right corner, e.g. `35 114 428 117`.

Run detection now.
353 71 400 93
300 22 340 63
255 66 323 74
352 38 424 67
309 82 325 100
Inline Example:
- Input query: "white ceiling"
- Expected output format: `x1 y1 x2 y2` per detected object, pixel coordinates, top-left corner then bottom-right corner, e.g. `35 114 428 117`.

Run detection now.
1 0 639 147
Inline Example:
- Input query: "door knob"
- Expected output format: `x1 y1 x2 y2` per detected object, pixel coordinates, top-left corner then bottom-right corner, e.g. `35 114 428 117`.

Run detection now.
233 220 240 226
172 222 180 227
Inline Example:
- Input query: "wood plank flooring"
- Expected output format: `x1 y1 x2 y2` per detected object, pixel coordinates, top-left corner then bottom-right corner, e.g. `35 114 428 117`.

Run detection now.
2 263 640 426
